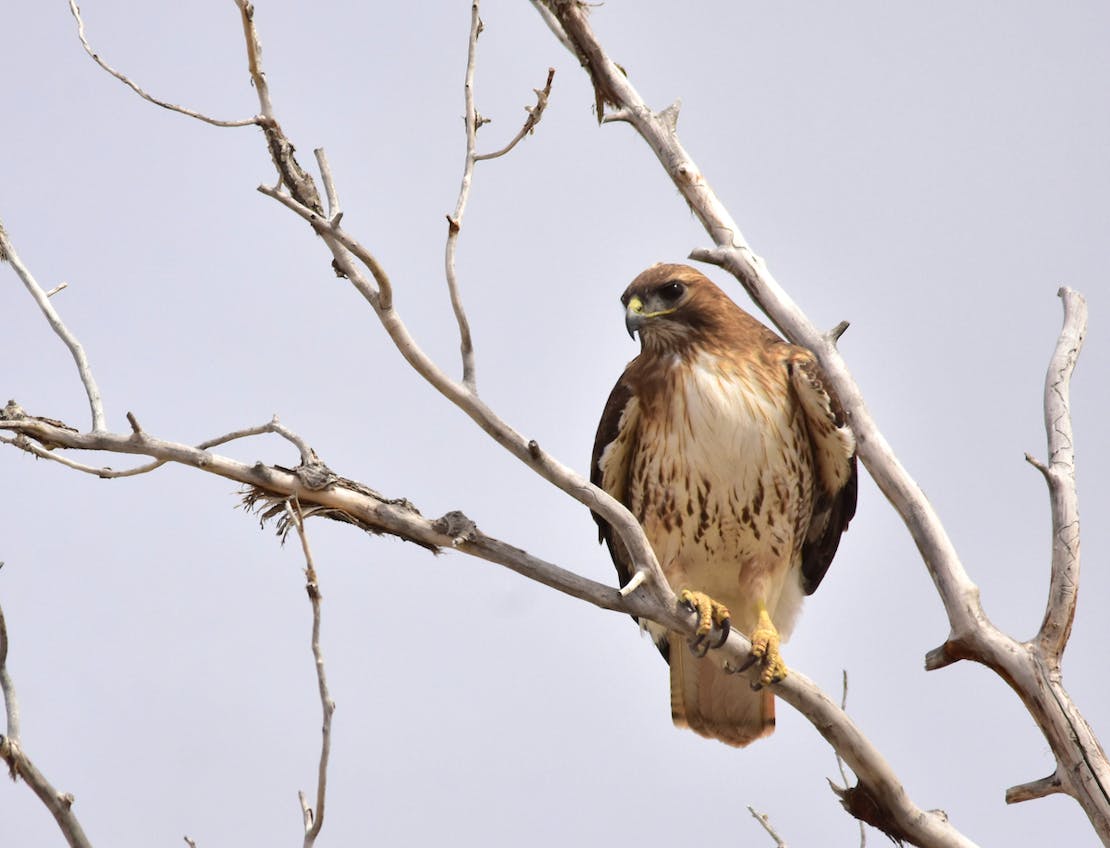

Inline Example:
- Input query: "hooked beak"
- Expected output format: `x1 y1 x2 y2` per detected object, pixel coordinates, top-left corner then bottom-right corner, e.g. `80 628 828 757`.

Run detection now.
625 295 646 339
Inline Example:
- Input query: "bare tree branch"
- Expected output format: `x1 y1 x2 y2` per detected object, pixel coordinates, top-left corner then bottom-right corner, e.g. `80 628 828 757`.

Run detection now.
444 3 485 390
285 501 334 848
748 805 788 848
68 0 259 128
29 5 982 845
11 3 1099 844
474 67 555 163
0 411 314 481
0 402 956 844
254 174 671 612
445 3 556 390
1032 287 1086 662
0 602 94 848
0 221 106 432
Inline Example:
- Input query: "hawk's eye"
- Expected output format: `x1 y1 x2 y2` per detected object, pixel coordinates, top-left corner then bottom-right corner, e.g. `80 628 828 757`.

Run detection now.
659 281 685 302
620 292 631 307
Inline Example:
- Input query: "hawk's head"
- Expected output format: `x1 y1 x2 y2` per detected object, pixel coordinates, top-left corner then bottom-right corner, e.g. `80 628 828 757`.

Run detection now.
621 264 736 353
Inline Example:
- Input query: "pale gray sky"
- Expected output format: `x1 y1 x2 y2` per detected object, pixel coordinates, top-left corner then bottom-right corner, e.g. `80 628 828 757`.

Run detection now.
3 2 1109 846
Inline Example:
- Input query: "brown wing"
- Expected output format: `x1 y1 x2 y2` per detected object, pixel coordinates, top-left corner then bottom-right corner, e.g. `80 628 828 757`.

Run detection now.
788 352 858 595
590 374 637 589
591 372 671 659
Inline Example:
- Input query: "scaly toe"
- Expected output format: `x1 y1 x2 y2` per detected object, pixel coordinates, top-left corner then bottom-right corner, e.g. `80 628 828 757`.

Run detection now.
679 589 731 656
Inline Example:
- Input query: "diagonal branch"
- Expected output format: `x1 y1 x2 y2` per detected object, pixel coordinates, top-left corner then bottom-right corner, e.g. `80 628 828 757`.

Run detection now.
0 406 972 847
0 220 106 433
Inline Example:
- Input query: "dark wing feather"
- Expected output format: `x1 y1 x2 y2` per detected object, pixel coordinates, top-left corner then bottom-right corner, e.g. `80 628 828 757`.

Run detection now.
590 375 636 589
801 456 857 594
788 354 859 595
592 372 670 659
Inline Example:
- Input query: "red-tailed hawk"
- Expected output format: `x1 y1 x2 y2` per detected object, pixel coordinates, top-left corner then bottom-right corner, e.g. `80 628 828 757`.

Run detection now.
592 264 857 747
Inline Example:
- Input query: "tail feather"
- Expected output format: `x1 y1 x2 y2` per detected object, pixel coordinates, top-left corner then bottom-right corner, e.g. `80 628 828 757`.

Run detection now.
669 631 775 747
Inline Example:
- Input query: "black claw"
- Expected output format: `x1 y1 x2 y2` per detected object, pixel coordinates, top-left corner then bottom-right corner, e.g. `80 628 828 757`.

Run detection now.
711 617 730 649
735 653 759 673
750 680 765 692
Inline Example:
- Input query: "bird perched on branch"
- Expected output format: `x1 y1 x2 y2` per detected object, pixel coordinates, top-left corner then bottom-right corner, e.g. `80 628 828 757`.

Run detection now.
591 264 857 747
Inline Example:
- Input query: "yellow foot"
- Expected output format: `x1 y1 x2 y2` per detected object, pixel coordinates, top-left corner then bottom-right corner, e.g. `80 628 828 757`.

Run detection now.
678 589 731 656
749 607 788 687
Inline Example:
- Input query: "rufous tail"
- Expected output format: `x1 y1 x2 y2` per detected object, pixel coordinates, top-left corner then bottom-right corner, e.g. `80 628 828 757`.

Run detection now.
669 631 775 747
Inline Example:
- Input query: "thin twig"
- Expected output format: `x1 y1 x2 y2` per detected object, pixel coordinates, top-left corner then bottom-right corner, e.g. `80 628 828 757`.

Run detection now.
256 185 390 310
0 220 106 432
1 417 311 480
284 500 335 848
748 806 788 848
313 149 342 222
68 0 258 128
474 67 555 162
445 6 556 390
0 601 94 848
835 670 867 848
444 1 484 390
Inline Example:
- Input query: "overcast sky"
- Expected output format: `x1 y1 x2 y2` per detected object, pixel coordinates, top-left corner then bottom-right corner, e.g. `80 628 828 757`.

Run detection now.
3 2 1109 846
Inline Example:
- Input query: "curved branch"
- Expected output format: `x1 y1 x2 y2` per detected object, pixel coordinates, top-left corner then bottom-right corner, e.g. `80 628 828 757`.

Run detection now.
68 0 259 128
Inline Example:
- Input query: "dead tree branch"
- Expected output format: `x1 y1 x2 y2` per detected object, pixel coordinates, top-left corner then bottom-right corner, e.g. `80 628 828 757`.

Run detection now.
68 0 258 128
285 501 334 848
1030 288 1086 662
0 221 105 432
442 4 554 390
0 602 94 848
533 1 1108 843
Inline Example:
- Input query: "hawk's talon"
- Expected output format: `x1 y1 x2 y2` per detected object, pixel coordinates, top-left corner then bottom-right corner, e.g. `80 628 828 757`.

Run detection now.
749 607 789 687
711 617 731 649
678 588 731 656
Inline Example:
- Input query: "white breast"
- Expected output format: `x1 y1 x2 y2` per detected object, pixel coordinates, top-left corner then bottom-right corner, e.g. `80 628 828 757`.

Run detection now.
632 353 813 638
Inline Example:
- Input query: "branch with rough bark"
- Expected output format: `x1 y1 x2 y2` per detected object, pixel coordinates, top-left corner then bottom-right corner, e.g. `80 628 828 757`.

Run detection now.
534 1 1107 844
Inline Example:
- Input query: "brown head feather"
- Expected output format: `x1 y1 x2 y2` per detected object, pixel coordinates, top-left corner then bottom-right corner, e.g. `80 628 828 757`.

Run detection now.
621 264 780 358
